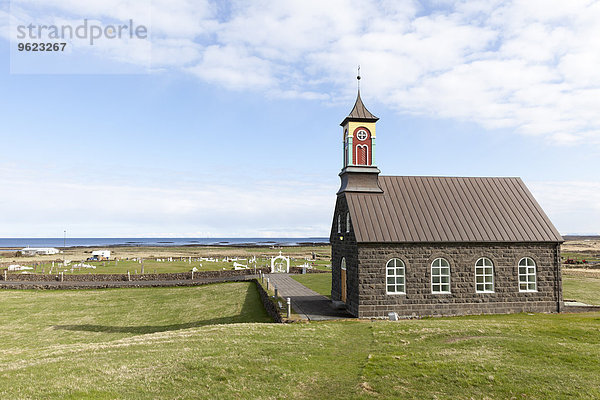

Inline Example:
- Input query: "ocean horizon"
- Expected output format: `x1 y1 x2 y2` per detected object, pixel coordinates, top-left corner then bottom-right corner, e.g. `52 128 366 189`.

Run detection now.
0 237 330 250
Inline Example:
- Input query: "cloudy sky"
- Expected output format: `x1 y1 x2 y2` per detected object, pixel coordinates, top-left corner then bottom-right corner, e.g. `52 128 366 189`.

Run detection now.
1 0 599 237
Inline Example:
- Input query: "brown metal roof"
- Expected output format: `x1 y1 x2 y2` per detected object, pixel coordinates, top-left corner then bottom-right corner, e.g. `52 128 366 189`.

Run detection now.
340 91 379 126
345 176 563 243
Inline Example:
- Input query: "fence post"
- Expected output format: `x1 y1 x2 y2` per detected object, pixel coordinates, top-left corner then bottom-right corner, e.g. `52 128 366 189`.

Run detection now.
191 270 194 280
266 277 270 291
287 297 291 318
127 271 131 281
274 285 278 298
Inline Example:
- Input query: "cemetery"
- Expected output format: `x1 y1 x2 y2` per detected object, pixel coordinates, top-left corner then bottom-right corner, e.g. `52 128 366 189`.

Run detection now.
0 245 331 278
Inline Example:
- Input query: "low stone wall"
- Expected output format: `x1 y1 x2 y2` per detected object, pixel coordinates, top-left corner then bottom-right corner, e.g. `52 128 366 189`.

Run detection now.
1 268 270 282
0 280 229 290
252 278 283 323
288 267 329 274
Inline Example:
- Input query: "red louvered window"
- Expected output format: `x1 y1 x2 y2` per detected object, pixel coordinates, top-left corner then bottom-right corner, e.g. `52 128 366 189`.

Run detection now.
356 145 368 165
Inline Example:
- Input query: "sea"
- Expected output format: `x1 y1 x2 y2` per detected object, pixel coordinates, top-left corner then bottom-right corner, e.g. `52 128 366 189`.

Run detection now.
0 237 329 250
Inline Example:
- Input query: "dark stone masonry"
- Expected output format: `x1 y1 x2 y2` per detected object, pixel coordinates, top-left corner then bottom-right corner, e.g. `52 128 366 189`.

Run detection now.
333 239 562 318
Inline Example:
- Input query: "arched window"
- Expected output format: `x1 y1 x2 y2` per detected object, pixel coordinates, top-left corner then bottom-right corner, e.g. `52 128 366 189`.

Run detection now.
337 214 341 234
386 258 405 294
431 258 450 293
343 129 348 166
341 257 346 270
346 213 351 233
518 257 537 292
475 257 494 292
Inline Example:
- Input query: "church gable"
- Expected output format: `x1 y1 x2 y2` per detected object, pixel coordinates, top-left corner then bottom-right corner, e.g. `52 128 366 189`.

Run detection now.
329 195 355 242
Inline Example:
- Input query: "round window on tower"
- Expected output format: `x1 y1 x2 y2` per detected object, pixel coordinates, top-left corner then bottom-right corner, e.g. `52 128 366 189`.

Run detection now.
356 129 368 141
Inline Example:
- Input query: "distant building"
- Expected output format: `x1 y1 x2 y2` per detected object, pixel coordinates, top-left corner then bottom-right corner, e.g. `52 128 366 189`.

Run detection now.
20 247 60 256
330 88 564 318
91 250 111 260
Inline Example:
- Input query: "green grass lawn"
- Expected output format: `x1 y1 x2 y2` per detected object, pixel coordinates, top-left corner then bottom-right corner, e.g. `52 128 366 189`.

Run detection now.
2 278 600 398
1 284 599 399
291 273 332 297
562 269 600 304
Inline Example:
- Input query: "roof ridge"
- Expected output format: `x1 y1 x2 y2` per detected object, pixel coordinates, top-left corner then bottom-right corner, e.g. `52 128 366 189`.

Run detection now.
379 175 522 179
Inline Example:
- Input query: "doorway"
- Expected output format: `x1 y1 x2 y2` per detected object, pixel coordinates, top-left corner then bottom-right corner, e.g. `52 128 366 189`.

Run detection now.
341 257 347 302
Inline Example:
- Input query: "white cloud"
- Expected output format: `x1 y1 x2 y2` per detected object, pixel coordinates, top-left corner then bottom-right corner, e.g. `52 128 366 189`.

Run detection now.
187 44 275 90
5 0 600 144
0 169 335 237
528 180 600 235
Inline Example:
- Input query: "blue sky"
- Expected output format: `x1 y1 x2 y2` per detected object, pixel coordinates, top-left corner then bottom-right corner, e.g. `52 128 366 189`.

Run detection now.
1 0 599 237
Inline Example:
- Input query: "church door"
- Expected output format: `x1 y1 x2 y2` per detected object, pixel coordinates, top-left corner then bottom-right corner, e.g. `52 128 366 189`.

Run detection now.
341 258 347 302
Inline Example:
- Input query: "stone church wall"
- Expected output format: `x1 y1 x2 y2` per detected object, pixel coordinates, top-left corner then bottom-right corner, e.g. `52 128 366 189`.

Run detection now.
355 242 562 318
330 194 360 316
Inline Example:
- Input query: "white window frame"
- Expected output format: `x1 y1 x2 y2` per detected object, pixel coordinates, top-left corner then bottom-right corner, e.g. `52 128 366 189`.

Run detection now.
386 258 406 294
518 257 537 292
337 214 341 234
475 257 494 293
346 212 350 233
431 258 451 294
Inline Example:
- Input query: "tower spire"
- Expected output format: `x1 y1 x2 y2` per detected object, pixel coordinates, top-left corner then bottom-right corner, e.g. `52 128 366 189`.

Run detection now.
337 72 383 194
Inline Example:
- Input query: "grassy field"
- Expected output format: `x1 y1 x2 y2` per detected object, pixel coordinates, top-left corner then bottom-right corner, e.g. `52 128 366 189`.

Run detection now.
1 282 599 399
562 269 600 304
291 273 332 297
562 251 600 263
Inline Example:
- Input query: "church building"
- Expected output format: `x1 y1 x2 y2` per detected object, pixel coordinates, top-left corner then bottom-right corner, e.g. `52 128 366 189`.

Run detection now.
330 87 564 318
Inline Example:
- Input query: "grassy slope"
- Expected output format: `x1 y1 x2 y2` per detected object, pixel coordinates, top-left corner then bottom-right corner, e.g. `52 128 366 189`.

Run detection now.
290 273 332 297
2 281 600 398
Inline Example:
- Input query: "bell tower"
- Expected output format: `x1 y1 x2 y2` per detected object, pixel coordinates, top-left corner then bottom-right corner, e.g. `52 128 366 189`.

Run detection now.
338 74 383 194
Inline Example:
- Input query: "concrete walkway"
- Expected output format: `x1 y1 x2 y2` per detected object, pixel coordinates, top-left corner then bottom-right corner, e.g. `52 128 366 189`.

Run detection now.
267 274 353 321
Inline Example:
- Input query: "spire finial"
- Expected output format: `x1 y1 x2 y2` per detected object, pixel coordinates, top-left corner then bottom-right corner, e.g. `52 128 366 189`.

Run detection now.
357 65 361 91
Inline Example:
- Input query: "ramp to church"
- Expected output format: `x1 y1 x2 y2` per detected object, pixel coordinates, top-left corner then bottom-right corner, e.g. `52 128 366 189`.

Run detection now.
267 274 353 321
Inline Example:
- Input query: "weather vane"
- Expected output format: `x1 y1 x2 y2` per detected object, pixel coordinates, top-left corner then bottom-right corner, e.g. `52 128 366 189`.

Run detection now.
357 65 361 90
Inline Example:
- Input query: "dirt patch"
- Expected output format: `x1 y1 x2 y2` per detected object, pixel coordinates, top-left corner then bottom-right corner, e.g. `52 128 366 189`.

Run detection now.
562 240 600 253
562 268 600 279
359 381 378 395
